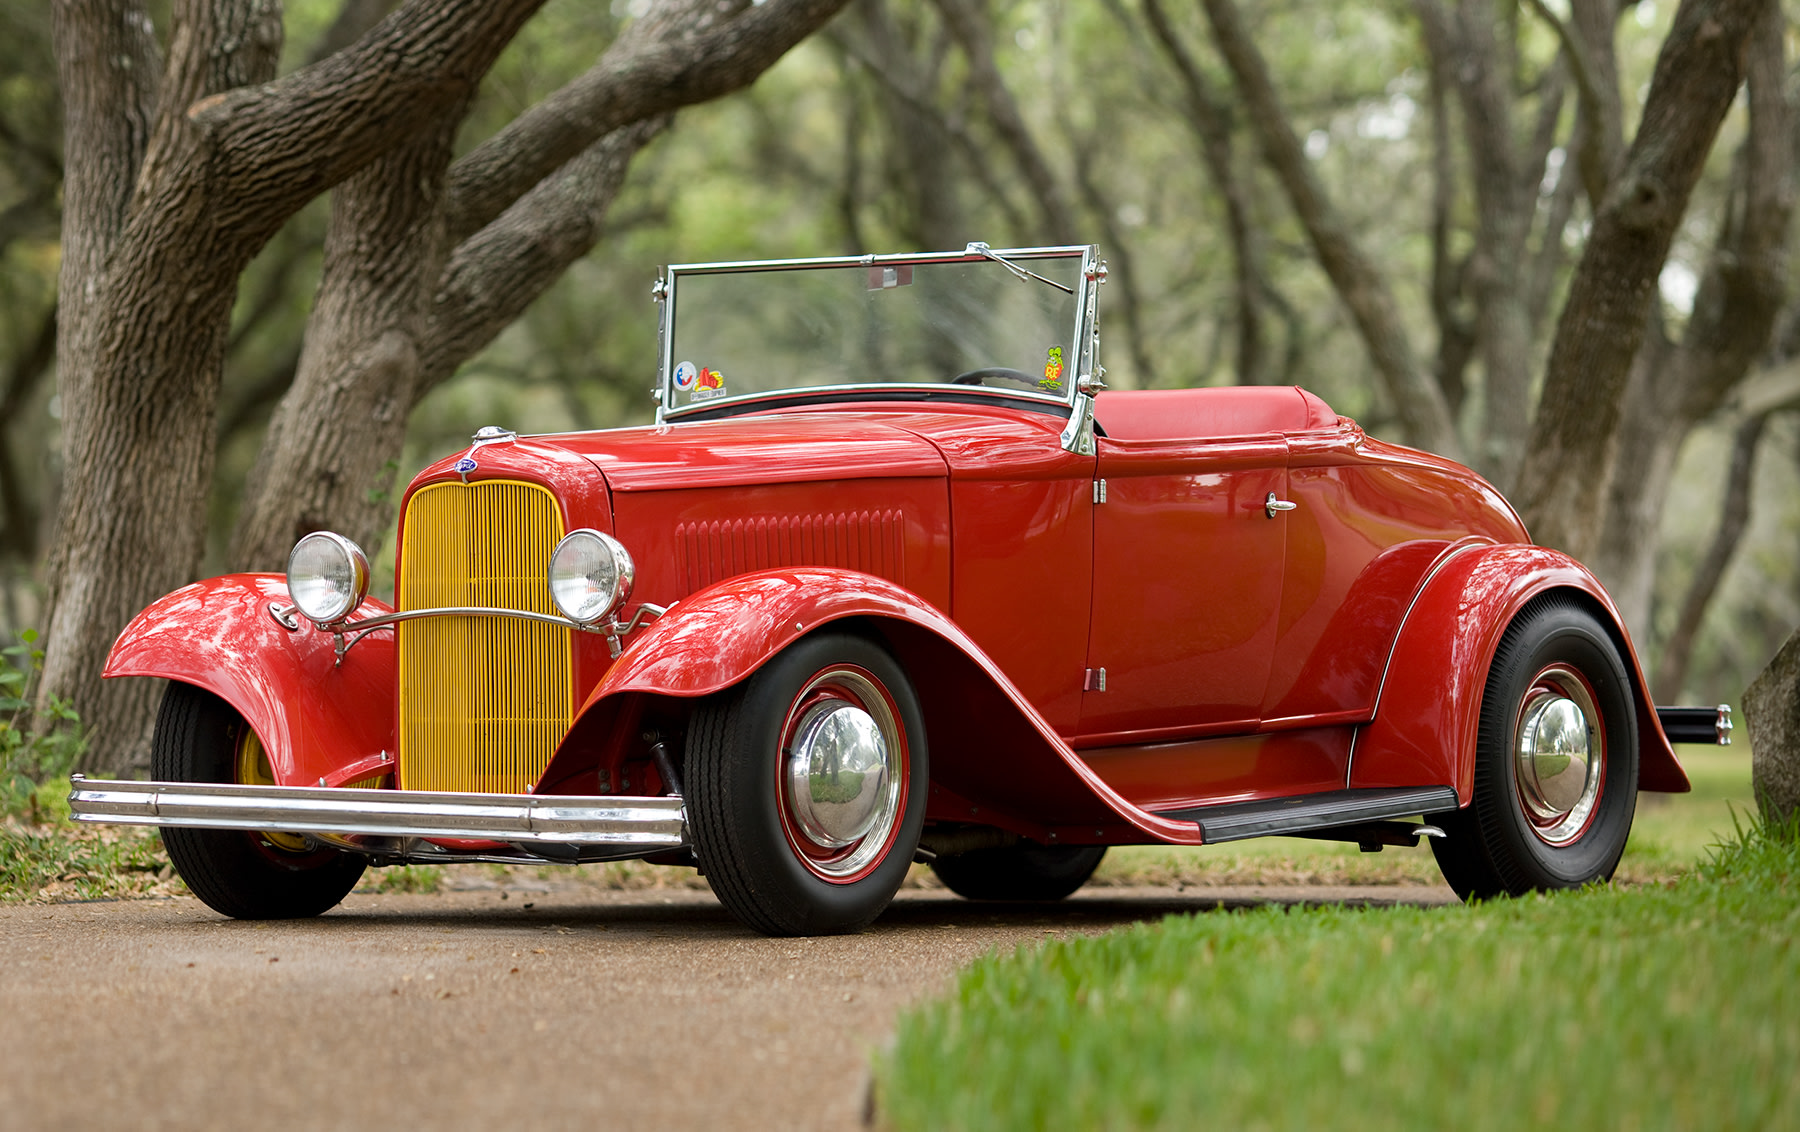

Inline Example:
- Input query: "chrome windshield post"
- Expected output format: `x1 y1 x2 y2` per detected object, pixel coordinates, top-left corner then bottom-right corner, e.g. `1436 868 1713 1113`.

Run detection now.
1061 387 1098 455
1062 250 1106 455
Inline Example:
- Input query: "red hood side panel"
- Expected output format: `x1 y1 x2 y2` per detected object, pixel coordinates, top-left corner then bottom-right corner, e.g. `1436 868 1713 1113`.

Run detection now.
545 416 949 492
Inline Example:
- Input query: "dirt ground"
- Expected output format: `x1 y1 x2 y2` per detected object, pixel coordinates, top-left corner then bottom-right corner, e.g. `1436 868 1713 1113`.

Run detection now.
0 880 1456 1131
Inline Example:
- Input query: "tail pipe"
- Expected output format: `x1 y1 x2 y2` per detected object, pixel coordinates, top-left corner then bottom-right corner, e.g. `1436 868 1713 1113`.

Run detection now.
1654 704 1733 746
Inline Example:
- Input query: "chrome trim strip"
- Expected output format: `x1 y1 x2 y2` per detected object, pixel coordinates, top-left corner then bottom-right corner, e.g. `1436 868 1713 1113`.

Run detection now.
320 602 666 664
661 382 1070 422
1350 538 1494 785
1349 538 1494 786
667 245 1094 276
68 777 688 849
343 605 605 635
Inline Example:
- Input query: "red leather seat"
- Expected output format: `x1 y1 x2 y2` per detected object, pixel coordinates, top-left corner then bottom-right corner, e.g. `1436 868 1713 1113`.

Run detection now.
1094 385 1338 442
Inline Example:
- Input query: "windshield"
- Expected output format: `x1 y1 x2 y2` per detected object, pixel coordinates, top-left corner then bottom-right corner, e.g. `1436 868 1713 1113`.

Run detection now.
657 246 1095 418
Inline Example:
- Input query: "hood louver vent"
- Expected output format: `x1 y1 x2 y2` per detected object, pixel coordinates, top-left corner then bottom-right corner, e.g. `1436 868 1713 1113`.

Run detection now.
674 510 906 595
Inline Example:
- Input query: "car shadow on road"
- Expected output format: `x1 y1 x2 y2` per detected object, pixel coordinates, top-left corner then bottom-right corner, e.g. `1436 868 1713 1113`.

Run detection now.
243 884 1456 940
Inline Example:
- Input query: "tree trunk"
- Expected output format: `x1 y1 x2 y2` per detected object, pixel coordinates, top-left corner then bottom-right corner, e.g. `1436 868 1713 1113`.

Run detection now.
230 0 848 575
1588 0 1790 629
1512 0 1769 562
840 2 969 252
1140 0 1267 385
1422 29 1475 416
41 0 548 773
43 0 282 773
1200 0 1462 458
1430 0 1533 486
932 0 1077 245
413 121 669 397
1744 623 1800 825
0 304 58 561
229 111 467 569
1655 411 1769 701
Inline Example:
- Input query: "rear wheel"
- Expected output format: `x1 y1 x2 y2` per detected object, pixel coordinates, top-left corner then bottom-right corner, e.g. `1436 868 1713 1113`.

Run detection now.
154 683 365 919
930 844 1106 901
1430 597 1638 900
685 632 927 935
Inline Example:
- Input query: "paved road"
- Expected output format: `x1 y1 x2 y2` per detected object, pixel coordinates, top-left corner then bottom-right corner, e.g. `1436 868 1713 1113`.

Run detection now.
0 882 1455 1131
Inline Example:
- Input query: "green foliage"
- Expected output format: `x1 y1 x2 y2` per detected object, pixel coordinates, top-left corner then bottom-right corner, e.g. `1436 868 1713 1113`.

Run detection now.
1 629 86 819
877 823 1800 1131
0 815 170 903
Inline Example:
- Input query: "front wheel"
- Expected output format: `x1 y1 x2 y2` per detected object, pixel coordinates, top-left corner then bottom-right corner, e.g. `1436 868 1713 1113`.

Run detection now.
154 682 365 919
685 632 927 935
1430 597 1639 900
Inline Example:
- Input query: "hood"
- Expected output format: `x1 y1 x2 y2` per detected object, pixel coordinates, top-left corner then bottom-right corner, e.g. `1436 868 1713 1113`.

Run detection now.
538 414 950 492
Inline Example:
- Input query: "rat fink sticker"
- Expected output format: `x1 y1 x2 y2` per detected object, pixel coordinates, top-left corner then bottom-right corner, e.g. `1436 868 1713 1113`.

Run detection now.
1039 345 1065 392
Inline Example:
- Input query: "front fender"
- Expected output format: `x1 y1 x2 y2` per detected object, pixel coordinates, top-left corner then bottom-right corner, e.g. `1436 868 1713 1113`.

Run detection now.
103 575 397 789
1350 545 1686 803
551 568 1204 845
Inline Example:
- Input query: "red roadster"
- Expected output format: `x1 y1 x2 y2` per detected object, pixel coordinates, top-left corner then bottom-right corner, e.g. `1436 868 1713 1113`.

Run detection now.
72 244 1724 935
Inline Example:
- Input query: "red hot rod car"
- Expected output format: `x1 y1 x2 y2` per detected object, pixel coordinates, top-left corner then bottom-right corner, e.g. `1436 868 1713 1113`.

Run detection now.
73 244 1723 935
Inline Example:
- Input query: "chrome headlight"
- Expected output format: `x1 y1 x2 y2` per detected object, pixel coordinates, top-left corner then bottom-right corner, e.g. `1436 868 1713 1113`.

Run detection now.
549 529 635 625
286 532 371 625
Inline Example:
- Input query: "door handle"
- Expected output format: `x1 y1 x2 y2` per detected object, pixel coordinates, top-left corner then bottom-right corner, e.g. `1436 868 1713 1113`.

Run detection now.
1265 492 1297 519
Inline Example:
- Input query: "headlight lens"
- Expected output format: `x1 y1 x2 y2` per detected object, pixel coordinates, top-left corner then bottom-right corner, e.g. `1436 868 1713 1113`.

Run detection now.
286 532 371 625
549 529 635 624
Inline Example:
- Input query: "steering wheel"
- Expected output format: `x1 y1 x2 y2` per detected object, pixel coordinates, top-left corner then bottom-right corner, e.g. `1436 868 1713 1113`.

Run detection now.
951 367 1042 390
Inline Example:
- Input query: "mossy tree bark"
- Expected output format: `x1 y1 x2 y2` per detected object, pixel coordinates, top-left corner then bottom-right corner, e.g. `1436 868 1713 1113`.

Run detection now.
228 0 849 571
1512 0 1773 564
1745 626 1800 825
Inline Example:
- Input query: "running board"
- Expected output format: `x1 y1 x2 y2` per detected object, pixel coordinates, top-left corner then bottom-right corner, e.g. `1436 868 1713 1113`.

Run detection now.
1156 786 1459 844
67 775 688 850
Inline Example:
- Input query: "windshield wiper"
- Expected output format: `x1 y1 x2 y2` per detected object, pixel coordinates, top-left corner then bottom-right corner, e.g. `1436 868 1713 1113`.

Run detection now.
965 242 1075 295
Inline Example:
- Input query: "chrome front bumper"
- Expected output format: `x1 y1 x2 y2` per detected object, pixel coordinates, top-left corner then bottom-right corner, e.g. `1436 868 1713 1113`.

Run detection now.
67 775 688 860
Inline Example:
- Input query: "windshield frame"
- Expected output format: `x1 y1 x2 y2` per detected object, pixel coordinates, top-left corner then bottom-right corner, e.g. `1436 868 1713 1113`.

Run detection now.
653 244 1101 425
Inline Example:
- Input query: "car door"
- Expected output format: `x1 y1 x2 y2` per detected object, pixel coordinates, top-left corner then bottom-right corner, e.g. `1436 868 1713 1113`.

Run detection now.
1078 433 1289 741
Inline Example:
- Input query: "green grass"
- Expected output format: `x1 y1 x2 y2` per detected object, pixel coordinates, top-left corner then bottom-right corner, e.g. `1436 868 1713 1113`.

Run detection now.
875 803 1799 1132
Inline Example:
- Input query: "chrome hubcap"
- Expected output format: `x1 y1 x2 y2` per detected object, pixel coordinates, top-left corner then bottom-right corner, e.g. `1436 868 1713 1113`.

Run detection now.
1513 666 1603 845
781 668 904 880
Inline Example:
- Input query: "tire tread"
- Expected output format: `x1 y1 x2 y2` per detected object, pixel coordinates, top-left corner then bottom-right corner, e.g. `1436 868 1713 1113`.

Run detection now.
154 683 364 919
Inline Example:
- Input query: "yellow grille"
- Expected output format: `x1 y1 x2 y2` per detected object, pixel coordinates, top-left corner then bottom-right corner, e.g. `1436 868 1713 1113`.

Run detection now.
397 480 570 793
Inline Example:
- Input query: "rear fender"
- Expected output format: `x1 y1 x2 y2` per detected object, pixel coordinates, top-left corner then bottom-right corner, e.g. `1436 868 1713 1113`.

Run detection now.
1350 545 1687 803
102 575 397 789
549 568 1202 844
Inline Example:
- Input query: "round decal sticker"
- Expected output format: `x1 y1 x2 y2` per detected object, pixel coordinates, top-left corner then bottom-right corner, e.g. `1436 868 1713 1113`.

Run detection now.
673 360 699 391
